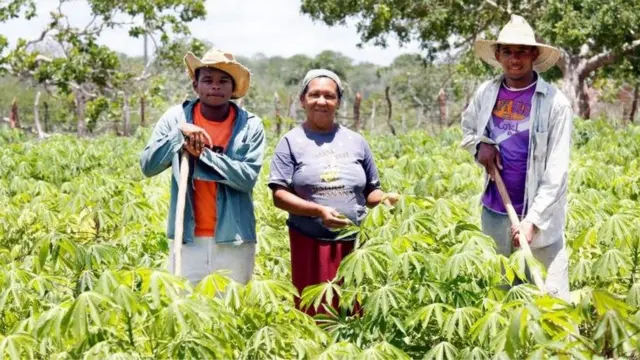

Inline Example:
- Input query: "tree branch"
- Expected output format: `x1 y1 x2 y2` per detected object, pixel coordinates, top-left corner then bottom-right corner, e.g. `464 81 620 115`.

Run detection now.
483 0 510 14
33 91 50 139
583 39 640 75
578 39 594 58
83 14 100 32
24 28 51 49
452 15 496 50
407 77 425 108
147 32 160 52
136 53 156 81
69 82 98 98
57 0 72 29
556 48 570 75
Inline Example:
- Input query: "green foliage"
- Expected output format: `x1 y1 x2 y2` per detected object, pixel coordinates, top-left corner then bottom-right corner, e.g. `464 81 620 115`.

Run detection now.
300 0 640 116
0 0 207 135
0 118 640 357
301 0 640 61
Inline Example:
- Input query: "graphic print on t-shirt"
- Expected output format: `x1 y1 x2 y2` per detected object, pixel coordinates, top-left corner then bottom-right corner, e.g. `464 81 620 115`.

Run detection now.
313 142 355 198
490 97 531 144
318 143 349 184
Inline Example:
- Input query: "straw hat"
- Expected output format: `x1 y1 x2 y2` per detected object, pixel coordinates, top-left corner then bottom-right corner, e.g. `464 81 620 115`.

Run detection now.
184 48 251 99
474 14 561 73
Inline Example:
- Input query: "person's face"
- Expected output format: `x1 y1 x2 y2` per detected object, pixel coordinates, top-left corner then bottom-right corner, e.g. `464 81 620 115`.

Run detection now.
495 45 539 81
193 67 234 106
300 77 340 129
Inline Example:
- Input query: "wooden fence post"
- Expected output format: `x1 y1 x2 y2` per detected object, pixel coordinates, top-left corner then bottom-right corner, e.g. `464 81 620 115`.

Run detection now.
438 88 447 128
9 97 19 129
385 86 396 136
274 92 281 137
140 96 146 127
353 92 362 131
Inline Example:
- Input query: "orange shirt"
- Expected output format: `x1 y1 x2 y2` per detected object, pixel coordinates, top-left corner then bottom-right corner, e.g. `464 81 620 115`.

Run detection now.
193 103 236 237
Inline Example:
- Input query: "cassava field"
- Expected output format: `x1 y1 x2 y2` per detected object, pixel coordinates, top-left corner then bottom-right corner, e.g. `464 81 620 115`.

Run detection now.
1 120 640 359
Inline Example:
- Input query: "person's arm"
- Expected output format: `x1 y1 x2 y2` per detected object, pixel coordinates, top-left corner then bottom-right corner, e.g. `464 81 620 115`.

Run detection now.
460 83 496 158
268 136 317 216
461 82 504 180
522 103 573 231
360 138 399 208
196 120 266 193
271 186 324 217
271 186 350 228
140 107 185 177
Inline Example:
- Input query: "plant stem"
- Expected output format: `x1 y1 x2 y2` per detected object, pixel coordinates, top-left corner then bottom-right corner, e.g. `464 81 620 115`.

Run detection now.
127 313 135 348
629 239 639 291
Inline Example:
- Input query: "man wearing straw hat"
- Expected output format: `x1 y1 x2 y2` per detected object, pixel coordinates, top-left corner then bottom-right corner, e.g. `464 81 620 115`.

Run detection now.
140 48 265 285
461 15 572 301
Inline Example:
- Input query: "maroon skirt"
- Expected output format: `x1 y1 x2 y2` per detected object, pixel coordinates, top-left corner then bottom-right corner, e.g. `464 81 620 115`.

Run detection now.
289 228 355 316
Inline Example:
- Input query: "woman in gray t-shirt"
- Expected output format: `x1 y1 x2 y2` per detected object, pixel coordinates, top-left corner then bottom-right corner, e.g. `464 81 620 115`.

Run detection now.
268 69 398 316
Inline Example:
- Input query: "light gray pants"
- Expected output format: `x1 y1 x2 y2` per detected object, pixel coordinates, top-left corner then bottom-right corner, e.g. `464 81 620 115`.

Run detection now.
481 207 570 302
167 237 256 286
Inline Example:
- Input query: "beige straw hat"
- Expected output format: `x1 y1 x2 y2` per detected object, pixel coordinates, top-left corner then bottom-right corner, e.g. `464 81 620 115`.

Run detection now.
474 14 561 73
184 48 251 99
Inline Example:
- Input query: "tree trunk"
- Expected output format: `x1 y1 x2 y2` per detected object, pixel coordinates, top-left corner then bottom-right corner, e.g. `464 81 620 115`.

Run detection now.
123 93 131 136
629 81 639 124
143 33 149 66
288 94 297 130
561 68 588 119
274 92 281 137
385 86 396 136
341 98 348 125
401 113 406 133
44 101 49 132
416 106 423 129
438 88 447 128
9 97 19 129
75 93 87 136
366 100 375 131
353 92 362 131
33 91 47 139
557 39 640 119
558 51 621 120
140 96 146 127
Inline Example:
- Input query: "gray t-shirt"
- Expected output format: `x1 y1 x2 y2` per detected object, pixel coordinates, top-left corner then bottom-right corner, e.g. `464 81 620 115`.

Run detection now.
268 125 381 240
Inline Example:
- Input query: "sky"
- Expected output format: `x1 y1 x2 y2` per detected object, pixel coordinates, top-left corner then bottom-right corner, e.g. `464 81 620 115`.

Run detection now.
2 0 423 66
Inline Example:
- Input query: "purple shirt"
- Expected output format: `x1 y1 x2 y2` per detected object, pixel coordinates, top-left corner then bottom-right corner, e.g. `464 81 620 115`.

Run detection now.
268 124 381 240
482 82 535 215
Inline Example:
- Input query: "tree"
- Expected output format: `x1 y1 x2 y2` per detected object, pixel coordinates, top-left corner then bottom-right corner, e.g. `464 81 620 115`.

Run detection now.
300 0 640 119
310 50 353 80
0 0 206 136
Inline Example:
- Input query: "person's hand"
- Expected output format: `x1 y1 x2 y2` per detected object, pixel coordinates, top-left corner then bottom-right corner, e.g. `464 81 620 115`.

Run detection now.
512 221 537 248
382 192 400 207
477 143 502 181
183 140 202 157
318 206 351 229
180 123 212 157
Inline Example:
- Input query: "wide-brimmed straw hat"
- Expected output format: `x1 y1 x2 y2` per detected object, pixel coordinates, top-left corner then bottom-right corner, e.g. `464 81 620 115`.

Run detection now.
184 48 251 99
474 14 561 73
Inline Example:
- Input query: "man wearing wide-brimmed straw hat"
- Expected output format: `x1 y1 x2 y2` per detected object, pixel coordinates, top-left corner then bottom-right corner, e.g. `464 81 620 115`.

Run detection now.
140 48 266 286
461 15 572 301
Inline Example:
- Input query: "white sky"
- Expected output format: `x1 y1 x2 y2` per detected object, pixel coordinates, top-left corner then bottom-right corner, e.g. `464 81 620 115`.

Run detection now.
2 0 422 65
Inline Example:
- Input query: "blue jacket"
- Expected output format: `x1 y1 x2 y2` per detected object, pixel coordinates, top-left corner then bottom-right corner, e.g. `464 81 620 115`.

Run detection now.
140 99 266 244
